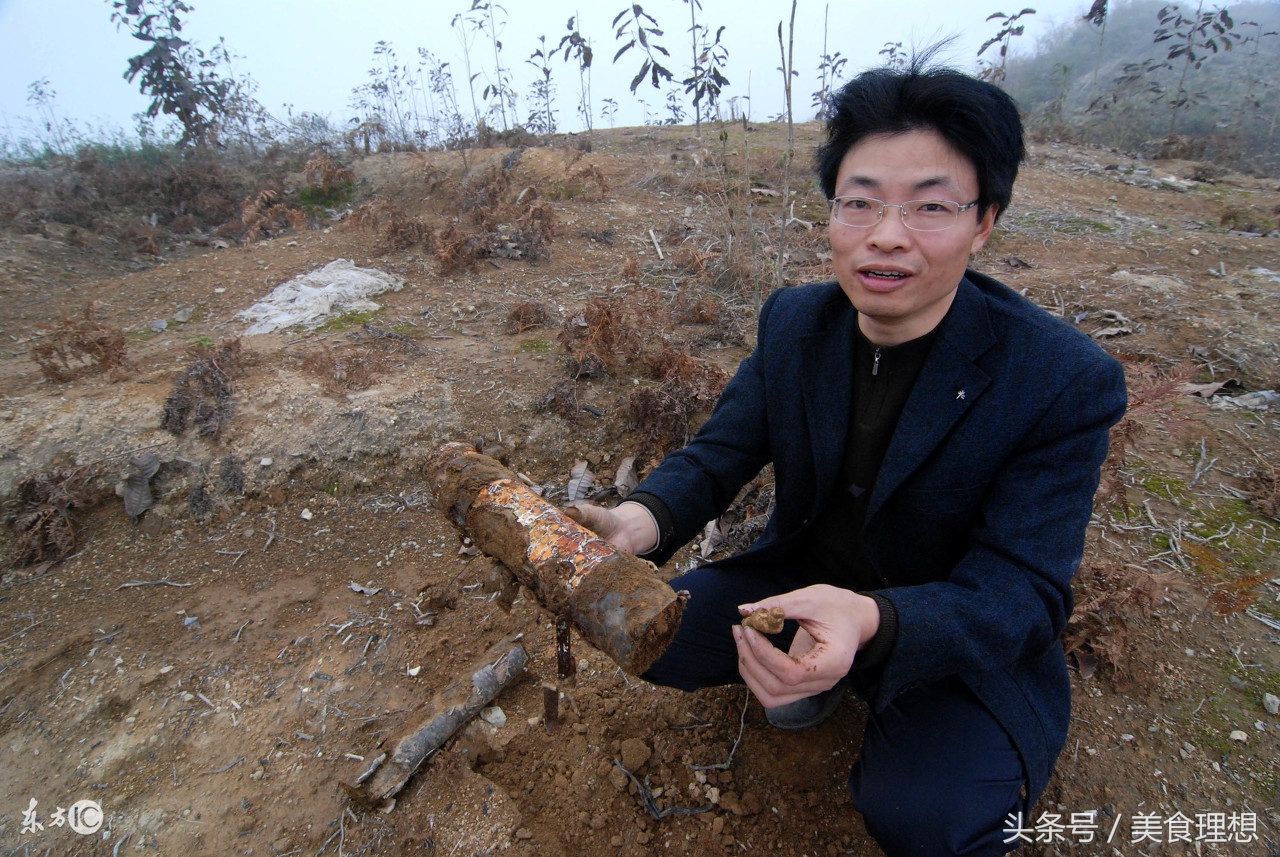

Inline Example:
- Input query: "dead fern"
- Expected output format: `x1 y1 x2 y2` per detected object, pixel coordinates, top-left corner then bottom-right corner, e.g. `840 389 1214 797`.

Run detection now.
1064 559 1169 691
352 198 432 251
161 340 243 439
241 189 306 243
506 301 552 334
10 466 97 566
628 348 730 456
302 346 389 395
303 154 355 198
31 302 127 383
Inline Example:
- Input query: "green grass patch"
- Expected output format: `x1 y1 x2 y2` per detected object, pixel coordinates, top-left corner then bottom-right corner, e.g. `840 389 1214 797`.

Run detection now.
518 338 552 354
298 179 354 209
186 334 214 349
126 328 156 343
316 309 381 333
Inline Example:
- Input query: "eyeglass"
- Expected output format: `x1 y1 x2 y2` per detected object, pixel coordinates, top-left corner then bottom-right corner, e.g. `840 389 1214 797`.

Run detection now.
829 196 980 232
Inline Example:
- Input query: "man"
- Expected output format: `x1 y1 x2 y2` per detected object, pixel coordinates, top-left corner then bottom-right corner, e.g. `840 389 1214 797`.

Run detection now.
568 61 1127 856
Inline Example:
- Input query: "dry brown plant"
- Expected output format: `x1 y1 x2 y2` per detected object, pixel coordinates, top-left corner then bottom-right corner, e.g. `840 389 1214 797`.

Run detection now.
241 189 307 243
506 301 553 334
302 347 389 395
352 198 432 251
628 348 730 456
303 154 354 196
10 465 98 566
1064 558 1170 691
31 302 127 383
161 339 244 439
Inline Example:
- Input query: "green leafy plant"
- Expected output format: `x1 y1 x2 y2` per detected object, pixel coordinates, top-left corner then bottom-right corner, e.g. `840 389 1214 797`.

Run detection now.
977 8 1037 85
680 0 729 135
109 0 243 147
1155 2 1238 133
612 4 673 93
558 17 594 136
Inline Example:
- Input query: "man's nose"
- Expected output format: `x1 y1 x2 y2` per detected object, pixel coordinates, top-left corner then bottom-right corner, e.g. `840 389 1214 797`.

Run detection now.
867 204 913 247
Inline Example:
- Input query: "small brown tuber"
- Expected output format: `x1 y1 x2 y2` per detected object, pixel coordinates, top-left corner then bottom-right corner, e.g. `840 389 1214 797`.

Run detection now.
740 606 785 635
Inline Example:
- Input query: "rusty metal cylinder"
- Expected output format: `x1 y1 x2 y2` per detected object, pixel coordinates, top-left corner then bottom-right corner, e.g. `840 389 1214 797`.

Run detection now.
426 442 685 675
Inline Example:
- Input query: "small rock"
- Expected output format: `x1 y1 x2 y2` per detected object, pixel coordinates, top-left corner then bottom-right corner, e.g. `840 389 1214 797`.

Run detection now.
608 764 629 792
300 508 313 521
1229 730 1249 742
619 737 651 771
259 457 273 467
406 666 421 677
173 308 193 323
1255 720 1266 732
1263 693 1279 715
481 706 507 728
1120 733 1134 742
149 319 168 332
514 828 533 841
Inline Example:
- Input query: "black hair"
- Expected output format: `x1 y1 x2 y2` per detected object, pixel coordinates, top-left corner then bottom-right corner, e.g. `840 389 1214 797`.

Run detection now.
815 59 1025 223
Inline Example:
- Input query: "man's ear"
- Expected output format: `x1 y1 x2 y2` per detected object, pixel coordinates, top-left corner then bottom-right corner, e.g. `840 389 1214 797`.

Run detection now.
970 205 998 255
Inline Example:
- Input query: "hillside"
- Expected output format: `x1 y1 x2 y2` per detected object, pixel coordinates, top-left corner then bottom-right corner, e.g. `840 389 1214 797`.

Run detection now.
1 123 1279 854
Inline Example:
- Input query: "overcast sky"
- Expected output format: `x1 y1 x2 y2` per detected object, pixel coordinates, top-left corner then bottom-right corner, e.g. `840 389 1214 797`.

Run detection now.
0 0 1091 143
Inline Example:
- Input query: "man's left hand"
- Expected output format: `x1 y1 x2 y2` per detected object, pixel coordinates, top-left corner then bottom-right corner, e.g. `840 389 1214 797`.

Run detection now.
733 585 881 708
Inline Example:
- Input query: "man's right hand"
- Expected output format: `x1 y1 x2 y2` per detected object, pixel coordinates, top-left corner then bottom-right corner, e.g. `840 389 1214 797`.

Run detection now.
564 501 659 556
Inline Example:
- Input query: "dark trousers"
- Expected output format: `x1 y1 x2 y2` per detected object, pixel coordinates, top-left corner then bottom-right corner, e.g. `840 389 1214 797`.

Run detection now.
643 566 1030 857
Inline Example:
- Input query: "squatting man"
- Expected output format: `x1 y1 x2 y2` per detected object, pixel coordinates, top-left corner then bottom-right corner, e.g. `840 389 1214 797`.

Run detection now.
568 59 1127 856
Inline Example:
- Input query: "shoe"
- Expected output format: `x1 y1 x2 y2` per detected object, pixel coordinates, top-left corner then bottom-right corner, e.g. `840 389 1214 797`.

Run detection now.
764 683 846 730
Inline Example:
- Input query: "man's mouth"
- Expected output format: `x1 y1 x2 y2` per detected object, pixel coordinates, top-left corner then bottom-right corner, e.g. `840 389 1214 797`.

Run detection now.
861 269 909 280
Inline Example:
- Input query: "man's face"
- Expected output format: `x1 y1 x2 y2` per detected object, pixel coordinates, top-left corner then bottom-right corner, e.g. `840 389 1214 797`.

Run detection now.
829 129 997 346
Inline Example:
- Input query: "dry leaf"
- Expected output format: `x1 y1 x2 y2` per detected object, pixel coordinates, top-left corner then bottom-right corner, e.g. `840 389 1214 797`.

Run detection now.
568 460 595 503
614 456 639 498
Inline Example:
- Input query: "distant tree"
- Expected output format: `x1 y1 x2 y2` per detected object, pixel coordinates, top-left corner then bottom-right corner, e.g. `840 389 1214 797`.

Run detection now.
558 17 594 134
601 96 620 128
878 40 908 70
526 36 558 135
977 8 1037 85
1083 0 1110 92
678 0 729 135
109 0 242 147
1154 1 1237 133
812 7 849 120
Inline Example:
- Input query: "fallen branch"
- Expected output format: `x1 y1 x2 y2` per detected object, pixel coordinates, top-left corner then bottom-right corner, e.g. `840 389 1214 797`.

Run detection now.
342 637 527 808
202 755 246 775
116 578 193 590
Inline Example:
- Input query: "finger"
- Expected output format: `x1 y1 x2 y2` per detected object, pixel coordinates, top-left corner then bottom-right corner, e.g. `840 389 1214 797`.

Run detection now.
565 502 610 536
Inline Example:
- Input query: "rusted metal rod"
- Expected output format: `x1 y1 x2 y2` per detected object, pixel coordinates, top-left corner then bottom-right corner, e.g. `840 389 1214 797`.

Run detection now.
426 442 685 676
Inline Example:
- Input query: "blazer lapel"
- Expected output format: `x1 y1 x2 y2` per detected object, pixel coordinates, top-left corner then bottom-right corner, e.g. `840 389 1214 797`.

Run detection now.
867 277 996 520
800 300 857 511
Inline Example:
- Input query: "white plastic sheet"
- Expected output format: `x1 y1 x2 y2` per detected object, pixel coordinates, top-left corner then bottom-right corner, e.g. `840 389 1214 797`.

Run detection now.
236 258 404 335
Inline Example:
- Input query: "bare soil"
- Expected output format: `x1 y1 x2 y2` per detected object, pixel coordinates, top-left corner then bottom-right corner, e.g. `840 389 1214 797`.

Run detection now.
1 124 1280 856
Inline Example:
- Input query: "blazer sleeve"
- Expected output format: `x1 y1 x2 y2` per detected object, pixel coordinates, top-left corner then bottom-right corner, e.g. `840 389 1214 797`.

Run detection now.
629 290 782 565
869 353 1127 707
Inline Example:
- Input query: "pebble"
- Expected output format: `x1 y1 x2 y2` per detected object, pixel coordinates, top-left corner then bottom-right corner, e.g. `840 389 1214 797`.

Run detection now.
1229 730 1249 742
481 706 506 728
300 508 313 521
260 457 273 467
1264 693 1279 715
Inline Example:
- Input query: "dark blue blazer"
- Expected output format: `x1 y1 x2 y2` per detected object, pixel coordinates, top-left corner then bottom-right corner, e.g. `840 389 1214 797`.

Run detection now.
636 270 1128 800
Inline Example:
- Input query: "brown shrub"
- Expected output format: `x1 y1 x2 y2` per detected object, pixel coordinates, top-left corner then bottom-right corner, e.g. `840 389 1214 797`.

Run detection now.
162 340 244 439
506 301 553 334
303 153 354 197
352 198 432 251
434 225 482 274
31 303 127 383
1063 559 1167 691
628 349 729 456
302 346 389 395
534 379 580 421
10 465 98 566
242 189 306 243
